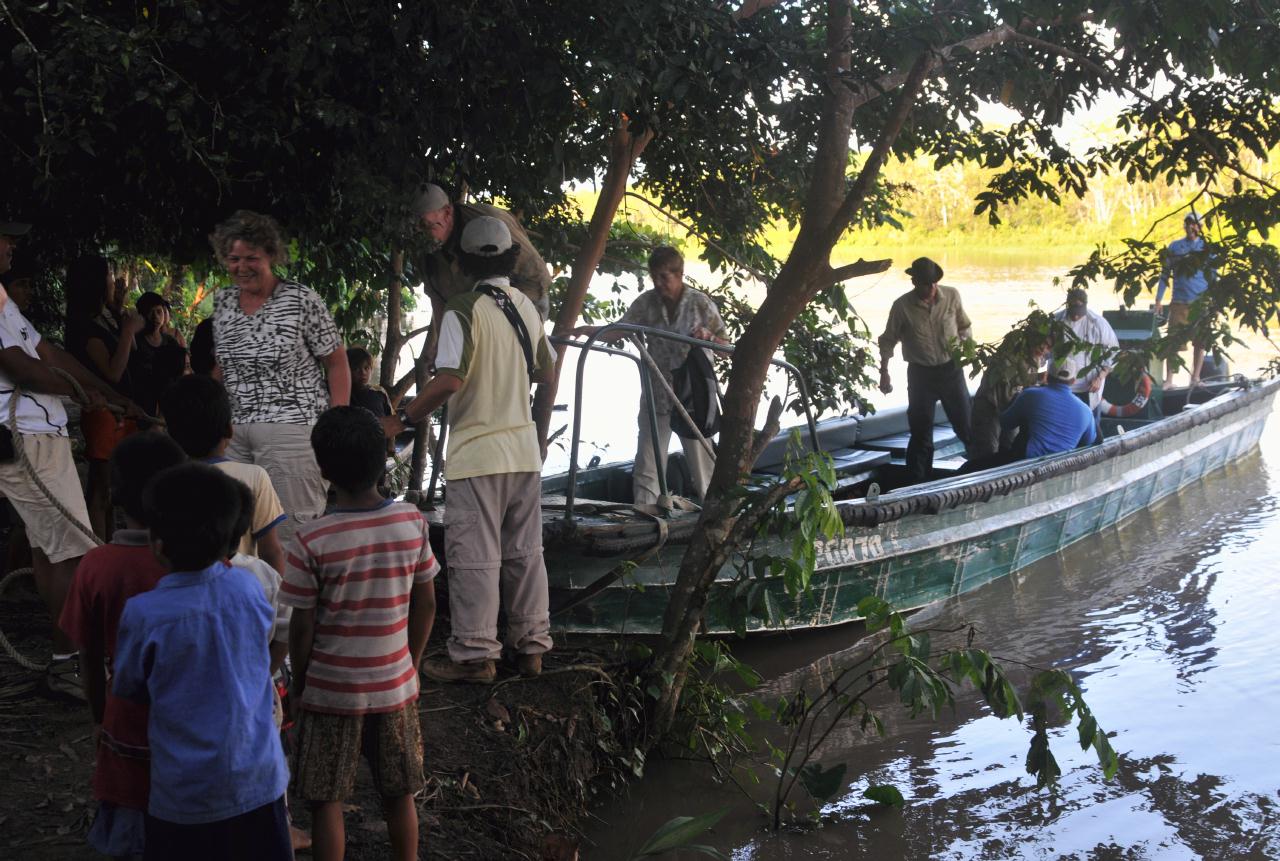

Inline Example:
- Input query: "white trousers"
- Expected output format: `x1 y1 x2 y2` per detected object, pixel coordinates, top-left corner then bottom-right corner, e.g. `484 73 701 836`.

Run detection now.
632 406 715 506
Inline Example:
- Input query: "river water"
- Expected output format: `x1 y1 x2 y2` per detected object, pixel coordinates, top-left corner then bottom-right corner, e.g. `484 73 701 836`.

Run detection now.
579 250 1280 860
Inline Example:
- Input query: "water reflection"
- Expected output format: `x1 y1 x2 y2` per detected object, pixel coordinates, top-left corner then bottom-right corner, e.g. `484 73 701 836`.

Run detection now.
586 424 1280 859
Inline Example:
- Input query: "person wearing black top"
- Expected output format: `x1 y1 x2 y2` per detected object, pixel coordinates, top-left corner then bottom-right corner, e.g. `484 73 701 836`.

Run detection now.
65 256 145 538
347 347 392 418
129 291 187 415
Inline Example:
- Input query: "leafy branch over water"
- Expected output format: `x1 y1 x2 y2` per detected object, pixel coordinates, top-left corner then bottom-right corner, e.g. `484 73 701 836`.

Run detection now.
758 595 1118 829
664 441 1118 833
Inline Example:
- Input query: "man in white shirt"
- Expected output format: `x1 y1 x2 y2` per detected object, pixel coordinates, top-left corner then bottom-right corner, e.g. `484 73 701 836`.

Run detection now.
0 221 141 698
1053 288 1119 410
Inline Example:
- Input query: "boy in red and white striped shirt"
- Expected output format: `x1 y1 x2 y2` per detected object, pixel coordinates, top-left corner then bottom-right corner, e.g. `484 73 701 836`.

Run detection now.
280 407 438 861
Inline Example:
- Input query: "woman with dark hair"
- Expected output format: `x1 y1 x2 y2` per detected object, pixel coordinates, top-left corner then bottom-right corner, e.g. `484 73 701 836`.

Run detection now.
64 256 145 538
209 210 349 545
129 291 188 415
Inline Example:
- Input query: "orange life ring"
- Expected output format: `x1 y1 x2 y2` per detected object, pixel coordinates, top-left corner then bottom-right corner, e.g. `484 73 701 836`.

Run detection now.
1100 372 1153 418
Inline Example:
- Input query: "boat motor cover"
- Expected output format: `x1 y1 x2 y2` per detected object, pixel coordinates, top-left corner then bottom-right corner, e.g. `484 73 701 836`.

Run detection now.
670 346 721 440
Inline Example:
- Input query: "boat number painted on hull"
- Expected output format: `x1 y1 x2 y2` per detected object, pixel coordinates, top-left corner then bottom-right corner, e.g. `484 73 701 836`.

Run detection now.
815 534 885 568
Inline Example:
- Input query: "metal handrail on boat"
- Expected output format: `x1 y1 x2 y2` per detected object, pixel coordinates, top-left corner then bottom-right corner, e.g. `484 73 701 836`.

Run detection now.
550 335 670 509
557 322 821 522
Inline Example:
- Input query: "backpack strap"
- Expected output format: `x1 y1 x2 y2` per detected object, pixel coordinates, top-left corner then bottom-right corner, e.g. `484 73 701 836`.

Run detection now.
473 283 535 381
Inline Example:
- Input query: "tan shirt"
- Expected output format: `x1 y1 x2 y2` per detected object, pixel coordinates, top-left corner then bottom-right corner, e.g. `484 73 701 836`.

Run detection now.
413 203 552 320
878 285 972 367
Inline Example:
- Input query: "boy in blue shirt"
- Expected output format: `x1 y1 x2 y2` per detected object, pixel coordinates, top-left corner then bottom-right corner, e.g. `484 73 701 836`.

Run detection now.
112 462 291 860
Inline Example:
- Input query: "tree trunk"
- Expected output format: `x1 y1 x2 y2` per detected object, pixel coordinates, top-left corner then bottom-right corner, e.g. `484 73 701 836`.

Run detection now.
408 354 430 493
380 249 405 393
649 1 936 736
531 117 655 448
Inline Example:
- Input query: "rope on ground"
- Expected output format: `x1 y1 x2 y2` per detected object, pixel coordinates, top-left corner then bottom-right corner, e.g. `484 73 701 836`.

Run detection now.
1 369 107 672
0 567 45 672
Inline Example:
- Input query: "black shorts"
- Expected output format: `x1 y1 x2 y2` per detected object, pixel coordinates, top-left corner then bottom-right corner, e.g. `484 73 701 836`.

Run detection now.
143 795 291 861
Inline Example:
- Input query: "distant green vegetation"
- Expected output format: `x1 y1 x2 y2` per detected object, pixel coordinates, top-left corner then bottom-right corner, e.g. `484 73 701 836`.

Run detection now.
572 144 1280 262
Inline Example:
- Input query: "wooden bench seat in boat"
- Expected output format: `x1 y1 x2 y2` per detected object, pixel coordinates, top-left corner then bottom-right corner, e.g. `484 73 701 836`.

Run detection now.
752 415 861 473
859 424 960 454
755 446 890 477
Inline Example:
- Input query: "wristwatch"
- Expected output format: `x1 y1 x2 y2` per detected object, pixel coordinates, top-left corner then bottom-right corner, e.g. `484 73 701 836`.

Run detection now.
396 406 413 427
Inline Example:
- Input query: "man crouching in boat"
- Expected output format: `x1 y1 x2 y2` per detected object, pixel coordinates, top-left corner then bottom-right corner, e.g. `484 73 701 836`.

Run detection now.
997 358 1098 462
572 246 730 507
381 216 555 683
877 257 973 483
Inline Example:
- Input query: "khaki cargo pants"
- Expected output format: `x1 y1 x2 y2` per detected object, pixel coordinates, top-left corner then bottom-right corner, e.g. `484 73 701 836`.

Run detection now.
444 471 552 664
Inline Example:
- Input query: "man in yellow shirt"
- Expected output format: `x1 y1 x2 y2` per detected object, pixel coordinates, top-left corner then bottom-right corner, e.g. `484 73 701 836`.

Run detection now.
877 257 973 483
382 216 553 683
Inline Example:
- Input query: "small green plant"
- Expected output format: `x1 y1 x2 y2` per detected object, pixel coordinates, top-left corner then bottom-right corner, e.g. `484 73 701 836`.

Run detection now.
630 807 730 860
712 431 844 633
761 595 1118 828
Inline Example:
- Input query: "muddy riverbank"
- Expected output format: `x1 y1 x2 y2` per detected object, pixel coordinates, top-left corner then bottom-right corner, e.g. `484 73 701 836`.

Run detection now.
0 586 638 861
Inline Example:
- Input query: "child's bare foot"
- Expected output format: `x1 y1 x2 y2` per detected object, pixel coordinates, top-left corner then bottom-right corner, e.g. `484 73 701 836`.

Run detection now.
290 824 312 853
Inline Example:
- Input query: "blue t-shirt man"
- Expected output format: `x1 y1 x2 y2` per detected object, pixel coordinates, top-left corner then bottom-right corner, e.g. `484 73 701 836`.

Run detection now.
999 364 1098 459
1156 217 1214 306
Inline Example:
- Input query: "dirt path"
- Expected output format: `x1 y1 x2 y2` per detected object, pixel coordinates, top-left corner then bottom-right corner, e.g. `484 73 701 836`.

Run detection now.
0 583 632 860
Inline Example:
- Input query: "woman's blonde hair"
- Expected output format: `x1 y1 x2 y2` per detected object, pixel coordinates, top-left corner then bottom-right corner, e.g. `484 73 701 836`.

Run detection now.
209 210 289 265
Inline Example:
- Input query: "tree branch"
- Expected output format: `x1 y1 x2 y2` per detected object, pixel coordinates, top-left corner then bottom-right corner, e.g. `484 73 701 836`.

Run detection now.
746 396 785 468
822 52 936 251
732 0 782 21
1007 30 1280 195
845 24 1017 112
825 257 894 286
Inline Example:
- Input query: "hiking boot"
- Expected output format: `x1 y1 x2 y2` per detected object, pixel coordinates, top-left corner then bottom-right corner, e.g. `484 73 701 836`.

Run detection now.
43 654 85 702
421 657 496 684
515 653 543 678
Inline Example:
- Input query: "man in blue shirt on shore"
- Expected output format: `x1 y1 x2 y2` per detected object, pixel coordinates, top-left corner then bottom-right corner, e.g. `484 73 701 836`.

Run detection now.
1000 359 1098 459
1155 212 1216 387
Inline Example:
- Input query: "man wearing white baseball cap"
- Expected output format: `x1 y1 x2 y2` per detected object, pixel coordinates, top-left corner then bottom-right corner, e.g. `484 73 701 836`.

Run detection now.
999 357 1098 460
382 215 554 683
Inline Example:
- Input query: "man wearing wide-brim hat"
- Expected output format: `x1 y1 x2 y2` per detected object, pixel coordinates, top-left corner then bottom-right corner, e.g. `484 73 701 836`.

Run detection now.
877 256 973 483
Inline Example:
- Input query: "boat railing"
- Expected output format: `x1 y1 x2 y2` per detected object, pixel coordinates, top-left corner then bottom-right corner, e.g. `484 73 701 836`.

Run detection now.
555 321 820 522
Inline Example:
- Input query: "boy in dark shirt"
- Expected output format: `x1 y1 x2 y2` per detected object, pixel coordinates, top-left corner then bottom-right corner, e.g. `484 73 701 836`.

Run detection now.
347 347 392 418
59 432 187 857
112 463 291 860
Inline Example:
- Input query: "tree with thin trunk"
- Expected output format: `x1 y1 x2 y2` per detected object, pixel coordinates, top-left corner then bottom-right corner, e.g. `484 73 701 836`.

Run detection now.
647 0 1280 735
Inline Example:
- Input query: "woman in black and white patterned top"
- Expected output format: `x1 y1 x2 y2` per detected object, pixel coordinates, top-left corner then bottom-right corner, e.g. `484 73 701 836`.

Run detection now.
209 211 349 543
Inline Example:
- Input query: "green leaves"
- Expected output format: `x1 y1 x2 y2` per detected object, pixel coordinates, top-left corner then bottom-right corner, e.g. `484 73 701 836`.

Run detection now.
798 762 848 803
631 808 729 860
863 783 905 807
1020 669 1119 787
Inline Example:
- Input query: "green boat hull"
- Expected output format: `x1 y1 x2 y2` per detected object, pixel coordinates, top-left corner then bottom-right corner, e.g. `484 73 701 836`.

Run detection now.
547 379 1278 635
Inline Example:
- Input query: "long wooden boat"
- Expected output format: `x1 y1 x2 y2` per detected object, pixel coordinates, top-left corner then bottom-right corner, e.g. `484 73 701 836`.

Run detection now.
418 372 1277 636
416 308 1277 635
537 376 1269 631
